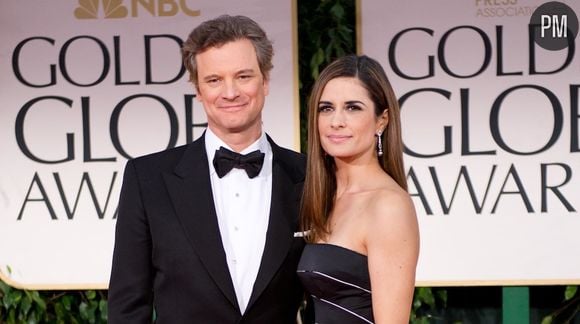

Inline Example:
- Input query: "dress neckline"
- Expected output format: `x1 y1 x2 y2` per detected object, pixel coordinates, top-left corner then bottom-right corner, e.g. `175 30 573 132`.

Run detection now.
309 242 368 258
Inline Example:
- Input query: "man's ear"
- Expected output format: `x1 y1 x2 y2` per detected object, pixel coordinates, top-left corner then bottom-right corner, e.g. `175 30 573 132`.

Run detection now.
263 75 270 96
195 85 202 102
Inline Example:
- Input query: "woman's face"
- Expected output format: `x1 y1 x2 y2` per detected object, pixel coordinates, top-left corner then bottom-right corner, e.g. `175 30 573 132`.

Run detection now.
317 77 387 161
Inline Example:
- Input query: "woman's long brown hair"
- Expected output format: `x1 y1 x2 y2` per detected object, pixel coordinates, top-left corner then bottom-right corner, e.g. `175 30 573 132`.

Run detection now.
300 55 407 243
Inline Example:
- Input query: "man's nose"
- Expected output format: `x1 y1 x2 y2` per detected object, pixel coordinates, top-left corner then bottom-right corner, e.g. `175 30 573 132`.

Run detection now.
222 79 240 100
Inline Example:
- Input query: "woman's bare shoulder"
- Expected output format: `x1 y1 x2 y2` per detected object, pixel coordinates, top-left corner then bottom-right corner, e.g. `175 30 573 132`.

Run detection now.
365 184 418 242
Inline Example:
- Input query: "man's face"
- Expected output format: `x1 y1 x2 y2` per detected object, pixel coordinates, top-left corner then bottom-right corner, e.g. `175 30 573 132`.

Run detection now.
195 39 269 139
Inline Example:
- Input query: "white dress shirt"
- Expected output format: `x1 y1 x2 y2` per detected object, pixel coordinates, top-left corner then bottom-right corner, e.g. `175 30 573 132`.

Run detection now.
204 128 272 314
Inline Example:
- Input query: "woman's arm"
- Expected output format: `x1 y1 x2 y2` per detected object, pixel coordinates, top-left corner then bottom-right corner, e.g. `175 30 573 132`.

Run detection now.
366 190 420 324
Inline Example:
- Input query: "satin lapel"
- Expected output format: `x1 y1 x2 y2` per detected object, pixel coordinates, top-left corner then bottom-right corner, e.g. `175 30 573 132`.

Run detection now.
246 140 299 309
162 136 239 311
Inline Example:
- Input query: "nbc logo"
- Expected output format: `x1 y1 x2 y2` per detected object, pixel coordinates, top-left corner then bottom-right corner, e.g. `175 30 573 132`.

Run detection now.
74 0 200 19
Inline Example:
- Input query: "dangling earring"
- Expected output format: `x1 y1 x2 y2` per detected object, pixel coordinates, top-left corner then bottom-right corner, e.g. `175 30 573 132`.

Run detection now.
376 131 383 156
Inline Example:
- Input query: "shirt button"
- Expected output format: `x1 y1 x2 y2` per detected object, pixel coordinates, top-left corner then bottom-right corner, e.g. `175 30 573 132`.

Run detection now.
232 259 237 264
235 193 240 197
234 226 239 231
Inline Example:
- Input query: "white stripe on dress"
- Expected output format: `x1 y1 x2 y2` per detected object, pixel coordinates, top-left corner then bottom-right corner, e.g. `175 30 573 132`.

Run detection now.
297 270 371 293
313 295 374 324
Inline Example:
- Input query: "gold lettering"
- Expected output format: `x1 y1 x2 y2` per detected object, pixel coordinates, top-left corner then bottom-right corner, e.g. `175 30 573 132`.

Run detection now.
131 0 155 17
180 0 200 16
158 0 178 16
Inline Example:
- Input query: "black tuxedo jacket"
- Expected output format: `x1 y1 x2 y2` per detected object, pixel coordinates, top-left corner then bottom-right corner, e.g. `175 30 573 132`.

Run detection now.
108 134 306 323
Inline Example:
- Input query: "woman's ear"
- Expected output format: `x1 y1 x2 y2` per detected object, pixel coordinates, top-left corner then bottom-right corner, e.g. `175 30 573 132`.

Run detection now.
377 108 389 133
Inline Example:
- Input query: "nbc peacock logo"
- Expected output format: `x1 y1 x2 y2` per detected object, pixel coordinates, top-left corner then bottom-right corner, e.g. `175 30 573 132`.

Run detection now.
74 0 200 19
74 0 128 19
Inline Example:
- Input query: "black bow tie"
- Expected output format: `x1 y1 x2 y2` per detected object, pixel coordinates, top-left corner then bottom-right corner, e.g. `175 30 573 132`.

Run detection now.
213 146 265 179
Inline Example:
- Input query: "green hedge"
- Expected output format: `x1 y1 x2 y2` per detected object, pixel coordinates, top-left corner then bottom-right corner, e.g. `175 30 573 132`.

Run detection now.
0 280 107 324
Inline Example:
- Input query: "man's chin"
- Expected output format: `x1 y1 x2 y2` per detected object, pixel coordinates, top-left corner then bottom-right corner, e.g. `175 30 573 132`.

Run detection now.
223 122 262 135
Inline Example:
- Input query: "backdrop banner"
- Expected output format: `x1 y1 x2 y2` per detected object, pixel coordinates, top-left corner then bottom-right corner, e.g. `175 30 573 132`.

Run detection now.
0 0 297 289
360 0 580 285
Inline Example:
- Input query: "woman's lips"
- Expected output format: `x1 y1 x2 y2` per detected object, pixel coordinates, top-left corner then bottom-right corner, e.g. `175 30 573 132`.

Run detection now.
326 135 352 143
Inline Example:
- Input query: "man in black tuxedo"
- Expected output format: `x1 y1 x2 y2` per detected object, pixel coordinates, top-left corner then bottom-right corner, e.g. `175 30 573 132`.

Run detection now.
108 15 306 323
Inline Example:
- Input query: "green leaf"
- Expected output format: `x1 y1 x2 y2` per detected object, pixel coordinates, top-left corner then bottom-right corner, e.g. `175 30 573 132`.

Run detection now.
20 292 32 315
412 317 429 324
309 48 324 79
416 287 436 308
79 301 89 319
27 310 38 323
4 290 17 308
541 315 553 324
26 319 38 324
99 299 108 321
327 29 337 43
62 294 73 311
313 48 324 65
436 288 448 306
86 290 96 300
80 301 99 323
10 290 22 305
0 280 10 294
565 286 577 300
54 301 66 320
337 25 352 40
330 3 344 20
413 298 422 309
2 292 9 309
88 301 98 323
8 307 17 324
324 42 333 62
30 291 46 311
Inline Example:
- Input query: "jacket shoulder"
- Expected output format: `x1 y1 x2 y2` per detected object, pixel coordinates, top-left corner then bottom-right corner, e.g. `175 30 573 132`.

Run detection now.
129 145 188 172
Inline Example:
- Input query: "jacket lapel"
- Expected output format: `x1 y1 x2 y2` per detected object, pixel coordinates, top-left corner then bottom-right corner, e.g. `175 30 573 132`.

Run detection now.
162 135 239 312
246 137 302 309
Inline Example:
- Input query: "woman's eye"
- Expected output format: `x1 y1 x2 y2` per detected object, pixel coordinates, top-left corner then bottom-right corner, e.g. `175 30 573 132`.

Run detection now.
347 105 362 111
318 105 333 113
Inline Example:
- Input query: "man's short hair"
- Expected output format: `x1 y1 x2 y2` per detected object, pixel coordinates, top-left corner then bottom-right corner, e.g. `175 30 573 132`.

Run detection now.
182 15 274 87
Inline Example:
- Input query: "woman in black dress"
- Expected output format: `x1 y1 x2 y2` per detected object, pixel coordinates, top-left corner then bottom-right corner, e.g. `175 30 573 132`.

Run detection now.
298 55 419 324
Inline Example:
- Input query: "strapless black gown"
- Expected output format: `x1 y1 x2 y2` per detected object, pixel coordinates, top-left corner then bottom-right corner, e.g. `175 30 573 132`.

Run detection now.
297 243 374 323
